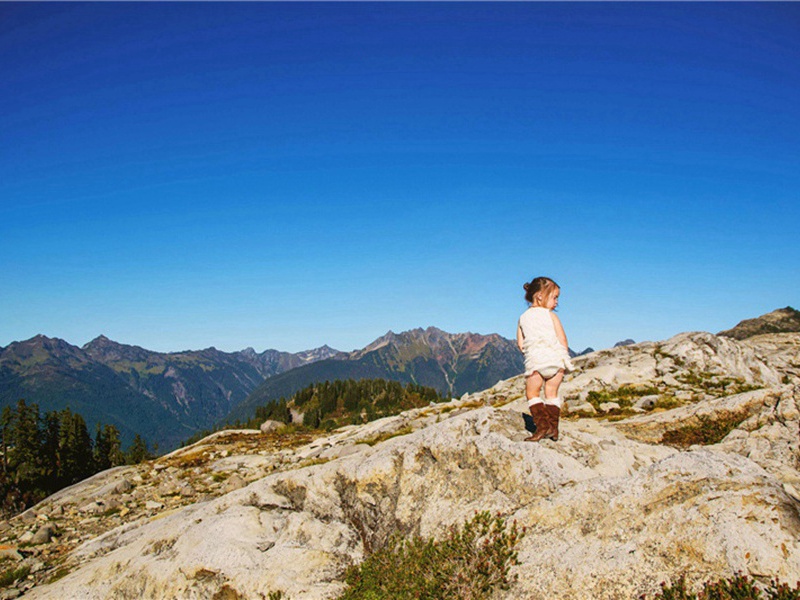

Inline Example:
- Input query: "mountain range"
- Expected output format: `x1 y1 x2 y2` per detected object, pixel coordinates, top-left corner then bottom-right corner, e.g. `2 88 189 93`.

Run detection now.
0 328 525 451
0 335 338 451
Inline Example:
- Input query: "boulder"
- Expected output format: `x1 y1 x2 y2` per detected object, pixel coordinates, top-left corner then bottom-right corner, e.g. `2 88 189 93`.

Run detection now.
114 480 133 494
222 474 247 494
31 525 55 545
260 420 286 434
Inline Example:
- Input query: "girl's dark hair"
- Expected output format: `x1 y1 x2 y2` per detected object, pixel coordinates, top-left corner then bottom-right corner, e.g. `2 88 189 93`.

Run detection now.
523 276 559 305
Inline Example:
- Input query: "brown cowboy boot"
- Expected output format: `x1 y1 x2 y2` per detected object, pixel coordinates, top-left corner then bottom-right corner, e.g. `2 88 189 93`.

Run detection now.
544 403 561 441
525 402 552 442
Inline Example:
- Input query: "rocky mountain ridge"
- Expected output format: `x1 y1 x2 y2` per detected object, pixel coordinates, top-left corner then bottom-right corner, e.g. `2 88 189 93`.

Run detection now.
718 306 800 340
3 326 799 599
0 335 339 451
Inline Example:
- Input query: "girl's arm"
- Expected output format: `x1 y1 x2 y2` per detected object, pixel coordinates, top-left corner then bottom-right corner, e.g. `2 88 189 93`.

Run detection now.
516 323 524 352
550 312 569 350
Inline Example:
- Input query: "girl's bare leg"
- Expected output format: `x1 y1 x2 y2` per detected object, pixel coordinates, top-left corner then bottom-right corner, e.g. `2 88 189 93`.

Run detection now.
526 372 544 402
544 369 564 401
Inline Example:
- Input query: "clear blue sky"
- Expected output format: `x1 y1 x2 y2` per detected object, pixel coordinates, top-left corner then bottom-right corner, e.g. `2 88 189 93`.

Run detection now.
1 3 798 354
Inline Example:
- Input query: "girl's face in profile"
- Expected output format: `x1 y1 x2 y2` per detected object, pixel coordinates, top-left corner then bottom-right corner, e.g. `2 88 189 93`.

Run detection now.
542 288 560 310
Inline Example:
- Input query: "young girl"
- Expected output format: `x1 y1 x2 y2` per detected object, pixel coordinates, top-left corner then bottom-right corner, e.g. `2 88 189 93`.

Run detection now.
517 276 573 442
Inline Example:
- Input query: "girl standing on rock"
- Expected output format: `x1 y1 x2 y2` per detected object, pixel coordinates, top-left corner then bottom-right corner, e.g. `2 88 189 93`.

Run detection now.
517 276 574 442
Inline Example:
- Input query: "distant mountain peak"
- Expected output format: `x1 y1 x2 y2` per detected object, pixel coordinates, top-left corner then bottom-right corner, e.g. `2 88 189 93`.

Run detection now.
295 345 342 363
718 306 800 340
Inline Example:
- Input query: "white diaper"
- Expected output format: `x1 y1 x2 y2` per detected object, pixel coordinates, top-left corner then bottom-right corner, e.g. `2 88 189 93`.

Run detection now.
534 365 563 379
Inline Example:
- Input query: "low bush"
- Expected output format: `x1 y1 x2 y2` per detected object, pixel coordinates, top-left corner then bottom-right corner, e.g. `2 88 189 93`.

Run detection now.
338 511 523 600
641 573 800 599
0 565 30 589
660 411 749 447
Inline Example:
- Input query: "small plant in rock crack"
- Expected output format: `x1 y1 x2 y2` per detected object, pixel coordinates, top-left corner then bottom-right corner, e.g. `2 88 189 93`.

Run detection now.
338 511 524 600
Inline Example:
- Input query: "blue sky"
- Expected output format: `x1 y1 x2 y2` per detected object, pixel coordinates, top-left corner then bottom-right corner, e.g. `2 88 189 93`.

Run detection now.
1 3 798 354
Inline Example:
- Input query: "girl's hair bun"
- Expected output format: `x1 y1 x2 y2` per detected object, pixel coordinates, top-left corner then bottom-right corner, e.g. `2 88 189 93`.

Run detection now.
523 276 559 304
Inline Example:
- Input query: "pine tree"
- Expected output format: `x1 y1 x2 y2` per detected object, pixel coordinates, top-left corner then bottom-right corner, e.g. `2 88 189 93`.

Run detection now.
94 423 112 472
41 411 60 492
104 425 126 467
0 406 12 477
10 399 43 489
57 408 94 486
127 434 151 464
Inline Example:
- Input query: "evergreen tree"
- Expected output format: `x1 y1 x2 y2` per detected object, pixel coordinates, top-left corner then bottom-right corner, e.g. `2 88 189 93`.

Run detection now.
104 425 126 467
10 399 43 489
127 434 151 464
57 408 94 486
41 411 60 491
94 423 112 472
0 406 12 477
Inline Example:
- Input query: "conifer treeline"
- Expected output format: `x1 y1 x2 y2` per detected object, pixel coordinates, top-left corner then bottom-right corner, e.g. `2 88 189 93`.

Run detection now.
249 378 448 430
0 399 153 516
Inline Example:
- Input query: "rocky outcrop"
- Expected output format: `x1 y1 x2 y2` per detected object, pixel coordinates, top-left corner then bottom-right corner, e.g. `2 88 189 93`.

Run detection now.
2 331 799 599
718 306 800 340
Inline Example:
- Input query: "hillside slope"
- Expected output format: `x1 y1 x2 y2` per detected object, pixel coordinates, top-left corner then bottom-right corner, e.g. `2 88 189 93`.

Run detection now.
718 306 800 339
6 328 800 599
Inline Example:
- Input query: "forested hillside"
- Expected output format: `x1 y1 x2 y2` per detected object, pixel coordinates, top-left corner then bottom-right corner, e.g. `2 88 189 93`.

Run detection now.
0 400 151 517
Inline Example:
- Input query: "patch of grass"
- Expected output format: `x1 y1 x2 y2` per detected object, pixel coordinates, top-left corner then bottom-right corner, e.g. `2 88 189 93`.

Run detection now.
654 395 684 410
606 410 639 422
640 572 800 599
338 511 523 600
298 457 330 468
0 565 31 588
586 385 661 411
660 410 750 448
676 371 760 397
461 399 487 409
360 426 414 447
46 566 72 584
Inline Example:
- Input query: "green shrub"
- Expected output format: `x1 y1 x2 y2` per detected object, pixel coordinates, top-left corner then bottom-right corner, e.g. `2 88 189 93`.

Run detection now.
338 511 523 600
660 411 749 447
0 565 30 588
641 573 800 599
